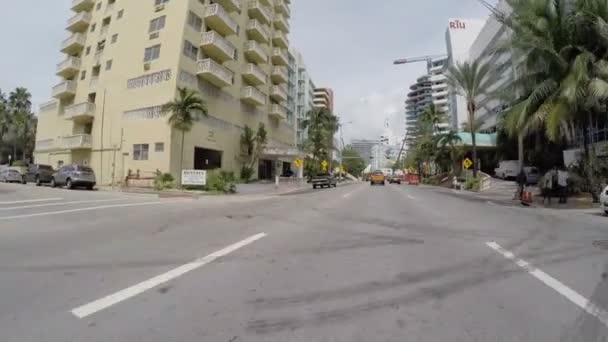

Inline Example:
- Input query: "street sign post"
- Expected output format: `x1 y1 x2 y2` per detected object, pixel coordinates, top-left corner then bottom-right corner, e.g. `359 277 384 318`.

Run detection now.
463 158 473 170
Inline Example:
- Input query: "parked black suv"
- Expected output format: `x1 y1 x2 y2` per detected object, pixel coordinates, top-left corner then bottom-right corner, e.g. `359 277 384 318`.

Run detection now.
24 164 55 186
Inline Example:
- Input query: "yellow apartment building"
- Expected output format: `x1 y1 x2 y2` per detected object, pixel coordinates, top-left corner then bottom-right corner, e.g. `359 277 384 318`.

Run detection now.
35 0 300 185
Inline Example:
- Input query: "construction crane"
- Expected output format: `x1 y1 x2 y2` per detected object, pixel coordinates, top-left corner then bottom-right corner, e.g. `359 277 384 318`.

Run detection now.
393 54 447 69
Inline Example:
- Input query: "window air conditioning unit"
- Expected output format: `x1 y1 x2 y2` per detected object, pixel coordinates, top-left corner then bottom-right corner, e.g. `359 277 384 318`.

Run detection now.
155 4 165 12
149 32 159 40
144 63 151 71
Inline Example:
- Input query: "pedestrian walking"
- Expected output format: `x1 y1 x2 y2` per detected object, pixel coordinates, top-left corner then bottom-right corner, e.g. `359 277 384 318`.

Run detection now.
541 171 554 205
557 167 569 204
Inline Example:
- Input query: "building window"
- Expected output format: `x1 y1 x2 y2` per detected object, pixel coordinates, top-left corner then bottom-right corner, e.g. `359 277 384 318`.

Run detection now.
149 15 166 33
133 144 149 160
105 59 113 70
144 45 161 62
85 46 91 55
183 40 198 60
187 11 202 32
155 142 164 152
96 2 102 10
111 34 118 44
117 9 124 19
154 0 169 5
90 23 96 32
80 70 87 80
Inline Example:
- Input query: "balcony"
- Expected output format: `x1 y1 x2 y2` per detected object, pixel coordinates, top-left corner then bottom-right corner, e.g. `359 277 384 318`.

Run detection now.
66 12 92 32
242 63 267 85
246 20 270 43
61 33 86 54
36 139 56 152
71 0 94 12
272 30 288 49
248 1 272 25
274 13 290 33
271 66 288 84
241 86 266 106
197 58 234 88
274 0 290 17
258 0 272 6
64 102 95 122
52 81 77 99
200 31 237 63
244 41 268 64
216 0 241 12
271 47 288 66
56 56 81 78
204 3 239 36
270 104 287 120
62 134 93 150
270 85 287 102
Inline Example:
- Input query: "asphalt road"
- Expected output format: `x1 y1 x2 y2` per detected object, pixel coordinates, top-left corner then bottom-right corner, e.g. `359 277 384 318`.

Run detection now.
1 181 608 341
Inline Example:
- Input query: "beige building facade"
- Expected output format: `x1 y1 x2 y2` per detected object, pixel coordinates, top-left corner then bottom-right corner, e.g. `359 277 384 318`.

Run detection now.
35 0 297 185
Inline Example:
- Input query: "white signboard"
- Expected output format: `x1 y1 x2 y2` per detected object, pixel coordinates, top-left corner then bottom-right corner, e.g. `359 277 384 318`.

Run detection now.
181 170 207 186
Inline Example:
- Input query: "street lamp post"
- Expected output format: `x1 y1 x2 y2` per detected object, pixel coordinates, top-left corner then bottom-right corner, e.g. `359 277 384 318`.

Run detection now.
338 121 353 182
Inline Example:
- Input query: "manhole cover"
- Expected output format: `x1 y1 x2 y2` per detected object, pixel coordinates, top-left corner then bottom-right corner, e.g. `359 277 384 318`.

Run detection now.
593 240 608 250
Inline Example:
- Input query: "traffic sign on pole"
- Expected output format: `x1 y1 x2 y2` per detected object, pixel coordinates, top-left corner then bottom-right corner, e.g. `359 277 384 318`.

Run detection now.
463 158 473 170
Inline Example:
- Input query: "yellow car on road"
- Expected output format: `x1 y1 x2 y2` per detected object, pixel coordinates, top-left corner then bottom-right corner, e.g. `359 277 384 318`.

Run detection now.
370 170 386 186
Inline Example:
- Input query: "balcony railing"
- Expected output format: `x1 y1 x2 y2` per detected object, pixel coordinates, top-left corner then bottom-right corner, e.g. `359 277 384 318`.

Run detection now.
64 102 96 121
248 1 272 24
274 13 290 33
61 33 86 54
197 58 234 88
201 30 237 62
56 56 81 78
36 139 56 152
272 30 288 48
52 81 77 99
271 66 288 84
216 0 241 12
62 134 93 150
271 47 288 66
274 0 290 17
244 40 268 64
71 0 95 12
270 85 288 101
204 3 239 36
241 86 266 106
66 12 92 32
242 63 267 85
246 19 270 43
270 104 287 120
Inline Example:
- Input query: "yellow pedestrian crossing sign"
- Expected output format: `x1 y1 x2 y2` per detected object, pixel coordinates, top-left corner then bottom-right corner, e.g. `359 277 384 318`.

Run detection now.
463 158 473 170
294 158 302 168
321 160 328 171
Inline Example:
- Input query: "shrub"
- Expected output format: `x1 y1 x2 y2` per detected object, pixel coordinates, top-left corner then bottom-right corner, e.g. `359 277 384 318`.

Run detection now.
206 171 237 194
240 166 255 183
464 176 481 191
12 160 27 167
154 171 175 191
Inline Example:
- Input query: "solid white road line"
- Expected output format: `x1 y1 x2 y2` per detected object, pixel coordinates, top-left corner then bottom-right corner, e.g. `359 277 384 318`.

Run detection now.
71 233 267 319
0 202 166 220
0 198 63 205
0 198 128 211
486 241 608 328
407 194 416 200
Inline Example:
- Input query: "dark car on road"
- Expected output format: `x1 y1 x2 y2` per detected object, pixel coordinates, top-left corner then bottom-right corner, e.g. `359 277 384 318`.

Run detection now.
25 164 55 186
311 173 338 189
51 165 96 190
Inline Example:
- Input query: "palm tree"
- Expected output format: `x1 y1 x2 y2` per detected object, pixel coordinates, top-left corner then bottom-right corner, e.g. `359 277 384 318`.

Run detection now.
446 58 498 178
301 108 338 171
420 103 447 135
0 90 8 148
239 123 267 181
8 87 32 161
438 130 463 174
161 87 207 184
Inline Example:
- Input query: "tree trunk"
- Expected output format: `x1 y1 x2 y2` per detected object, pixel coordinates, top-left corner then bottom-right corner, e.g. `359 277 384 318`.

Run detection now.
517 133 524 172
469 109 478 178
179 130 185 186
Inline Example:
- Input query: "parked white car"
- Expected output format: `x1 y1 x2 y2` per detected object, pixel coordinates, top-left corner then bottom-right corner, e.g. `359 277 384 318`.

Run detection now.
601 185 608 216
494 160 519 180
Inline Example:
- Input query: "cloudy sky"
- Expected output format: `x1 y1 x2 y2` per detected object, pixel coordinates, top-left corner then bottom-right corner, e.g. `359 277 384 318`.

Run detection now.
0 0 492 142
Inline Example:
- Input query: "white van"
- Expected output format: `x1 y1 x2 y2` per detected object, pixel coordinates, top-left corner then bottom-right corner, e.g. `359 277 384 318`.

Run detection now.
494 160 519 180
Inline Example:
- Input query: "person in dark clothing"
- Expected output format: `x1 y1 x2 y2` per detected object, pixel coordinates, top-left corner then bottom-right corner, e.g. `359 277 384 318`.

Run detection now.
516 169 527 200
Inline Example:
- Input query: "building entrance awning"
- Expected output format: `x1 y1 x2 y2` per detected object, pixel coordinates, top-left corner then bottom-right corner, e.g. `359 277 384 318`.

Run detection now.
456 133 497 148
262 147 307 160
